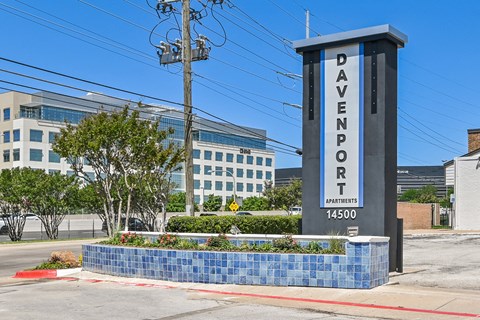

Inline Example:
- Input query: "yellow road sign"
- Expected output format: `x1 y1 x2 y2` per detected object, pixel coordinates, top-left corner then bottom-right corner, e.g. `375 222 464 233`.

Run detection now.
229 201 239 212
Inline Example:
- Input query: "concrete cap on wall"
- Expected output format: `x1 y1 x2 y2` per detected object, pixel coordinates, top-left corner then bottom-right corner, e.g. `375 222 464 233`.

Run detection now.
293 24 408 53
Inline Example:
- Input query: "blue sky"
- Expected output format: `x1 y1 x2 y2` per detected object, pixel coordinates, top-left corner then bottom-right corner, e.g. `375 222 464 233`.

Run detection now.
0 0 479 168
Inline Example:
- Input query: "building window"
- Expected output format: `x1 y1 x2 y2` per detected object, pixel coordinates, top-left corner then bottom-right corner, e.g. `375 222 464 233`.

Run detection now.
193 164 201 174
247 169 253 178
3 150 10 162
30 129 43 142
226 167 234 177
215 181 223 191
84 158 91 165
256 184 263 192
247 183 253 192
226 153 234 162
215 152 223 161
256 170 263 179
49 132 58 144
3 108 10 121
13 129 20 142
194 195 201 204
204 165 212 175
256 157 263 166
13 148 20 161
204 180 212 190
236 154 244 164
204 150 212 160
266 171 272 180
226 182 233 192
237 182 244 192
30 149 43 162
3 131 10 143
194 179 200 190
266 158 272 167
48 150 61 163
236 168 244 178
66 170 75 177
48 169 60 175
215 166 222 176
85 172 95 181
193 149 200 159
247 155 254 164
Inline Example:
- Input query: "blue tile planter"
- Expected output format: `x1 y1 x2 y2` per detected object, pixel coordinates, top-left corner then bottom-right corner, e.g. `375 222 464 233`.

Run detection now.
82 234 389 289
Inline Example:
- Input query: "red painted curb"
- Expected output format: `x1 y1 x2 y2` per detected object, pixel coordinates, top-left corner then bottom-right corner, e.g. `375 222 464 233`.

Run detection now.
192 288 480 318
13 270 58 279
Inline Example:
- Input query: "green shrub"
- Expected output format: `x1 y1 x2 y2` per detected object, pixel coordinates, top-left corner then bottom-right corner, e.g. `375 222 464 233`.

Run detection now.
206 234 234 250
166 215 301 234
272 235 299 250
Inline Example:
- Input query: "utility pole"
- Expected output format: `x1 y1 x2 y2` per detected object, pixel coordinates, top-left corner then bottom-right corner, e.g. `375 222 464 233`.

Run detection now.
306 10 310 39
153 0 220 217
182 0 194 216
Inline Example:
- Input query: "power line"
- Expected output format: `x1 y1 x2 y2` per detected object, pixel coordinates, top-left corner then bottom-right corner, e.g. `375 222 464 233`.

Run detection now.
398 124 460 155
0 81 298 157
398 108 465 147
208 5 301 62
265 0 320 36
0 57 300 150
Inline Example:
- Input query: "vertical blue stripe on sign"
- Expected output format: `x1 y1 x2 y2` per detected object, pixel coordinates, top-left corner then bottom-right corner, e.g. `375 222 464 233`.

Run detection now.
358 43 364 207
320 49 325 208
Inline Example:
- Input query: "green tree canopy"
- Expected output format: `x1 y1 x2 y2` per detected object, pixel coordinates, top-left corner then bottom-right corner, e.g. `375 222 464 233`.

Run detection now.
263 179 302 214
53 106 184 236
240 196 270 211
203 194 222 212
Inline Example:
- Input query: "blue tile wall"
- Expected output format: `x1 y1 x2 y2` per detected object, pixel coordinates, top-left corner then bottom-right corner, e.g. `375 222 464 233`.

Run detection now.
82 238 389 289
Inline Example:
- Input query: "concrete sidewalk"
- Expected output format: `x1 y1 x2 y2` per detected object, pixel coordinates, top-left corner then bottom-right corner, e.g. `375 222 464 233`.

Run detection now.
61 270 480 320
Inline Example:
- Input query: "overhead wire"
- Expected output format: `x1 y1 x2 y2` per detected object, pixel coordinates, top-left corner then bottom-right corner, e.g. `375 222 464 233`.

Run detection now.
265 0 320 37
0 80 298 157
398 108 465 147
0 56 300 150
0 3 302 129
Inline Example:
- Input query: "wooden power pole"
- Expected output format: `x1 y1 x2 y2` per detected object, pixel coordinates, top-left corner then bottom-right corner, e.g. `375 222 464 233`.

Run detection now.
182 0 194 216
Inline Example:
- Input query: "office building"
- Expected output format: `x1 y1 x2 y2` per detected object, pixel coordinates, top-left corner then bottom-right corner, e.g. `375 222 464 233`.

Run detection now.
0 91 275 206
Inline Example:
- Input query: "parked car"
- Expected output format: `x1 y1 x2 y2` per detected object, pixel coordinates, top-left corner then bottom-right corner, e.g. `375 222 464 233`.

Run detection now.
235 211 252 216
0 220 7 235
101 217 148 232
199 213 217 216
288 206 302 215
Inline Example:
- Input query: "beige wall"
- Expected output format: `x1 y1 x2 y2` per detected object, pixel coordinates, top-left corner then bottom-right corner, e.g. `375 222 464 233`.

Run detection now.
397 202 434 229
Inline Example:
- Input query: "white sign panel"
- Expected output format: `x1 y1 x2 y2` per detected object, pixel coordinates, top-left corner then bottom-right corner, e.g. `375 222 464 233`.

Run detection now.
320 43 364 208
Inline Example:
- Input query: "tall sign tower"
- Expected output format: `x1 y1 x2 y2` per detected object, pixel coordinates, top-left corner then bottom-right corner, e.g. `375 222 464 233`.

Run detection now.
293 25 407 271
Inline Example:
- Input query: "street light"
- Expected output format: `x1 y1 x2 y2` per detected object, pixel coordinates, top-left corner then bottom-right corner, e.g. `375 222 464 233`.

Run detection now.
207 169 236 203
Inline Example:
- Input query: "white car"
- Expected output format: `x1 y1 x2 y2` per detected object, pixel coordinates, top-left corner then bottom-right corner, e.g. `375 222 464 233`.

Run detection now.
289 206 302 215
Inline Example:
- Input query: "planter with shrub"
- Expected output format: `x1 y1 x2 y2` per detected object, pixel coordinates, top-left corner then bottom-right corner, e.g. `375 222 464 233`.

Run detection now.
82 232 389 289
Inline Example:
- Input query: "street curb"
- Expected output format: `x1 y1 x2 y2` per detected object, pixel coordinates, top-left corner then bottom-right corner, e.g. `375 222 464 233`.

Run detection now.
13 267 82 279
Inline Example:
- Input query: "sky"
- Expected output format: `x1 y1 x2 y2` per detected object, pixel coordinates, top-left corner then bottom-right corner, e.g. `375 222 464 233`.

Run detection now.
0 0 479 168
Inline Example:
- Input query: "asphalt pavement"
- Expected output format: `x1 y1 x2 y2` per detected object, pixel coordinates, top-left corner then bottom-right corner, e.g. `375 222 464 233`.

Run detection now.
1 230 480 320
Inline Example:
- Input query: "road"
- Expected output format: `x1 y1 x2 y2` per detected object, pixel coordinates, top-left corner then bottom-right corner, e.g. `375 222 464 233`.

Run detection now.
0 239 102 277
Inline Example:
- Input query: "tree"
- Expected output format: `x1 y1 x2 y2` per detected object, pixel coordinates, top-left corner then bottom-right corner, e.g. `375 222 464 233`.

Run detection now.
0 168 32 241
439 187 454 208
27 171 80 239
53 106 184 236
399 185 438 203
0 168 80 240
263 179 302 214
165 192 199 213
241 196 270 211
203 194 222 212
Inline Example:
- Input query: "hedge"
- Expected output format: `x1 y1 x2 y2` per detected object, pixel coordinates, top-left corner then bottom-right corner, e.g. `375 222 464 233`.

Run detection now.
165 215 302 234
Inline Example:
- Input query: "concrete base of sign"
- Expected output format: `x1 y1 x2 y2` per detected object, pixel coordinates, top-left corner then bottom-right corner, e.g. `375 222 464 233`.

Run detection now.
82 233 389 289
